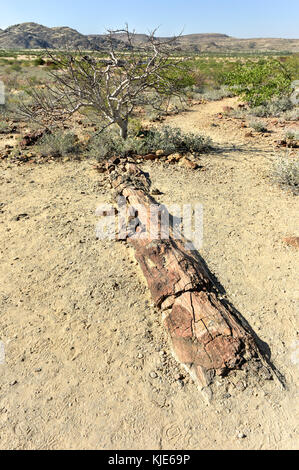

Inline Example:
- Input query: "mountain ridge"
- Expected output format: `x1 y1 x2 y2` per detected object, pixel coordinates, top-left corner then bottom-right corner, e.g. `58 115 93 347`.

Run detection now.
0 22 298 52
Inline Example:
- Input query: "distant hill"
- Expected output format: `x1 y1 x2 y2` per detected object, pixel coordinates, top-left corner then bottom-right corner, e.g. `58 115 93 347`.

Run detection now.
0 22 298 52
0 23 127 51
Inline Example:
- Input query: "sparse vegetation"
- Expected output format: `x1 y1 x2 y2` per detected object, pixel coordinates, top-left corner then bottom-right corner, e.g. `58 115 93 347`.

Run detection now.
0 120 11 134
88 125 212 161
284 129 299 141
272 154 299 194
20 28 191 139
34 131 80 158
249 96 294 117
200 86 234 101
249 120 268 132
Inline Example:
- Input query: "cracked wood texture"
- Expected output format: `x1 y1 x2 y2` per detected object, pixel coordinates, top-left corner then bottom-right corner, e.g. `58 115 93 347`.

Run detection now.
106 157 260 388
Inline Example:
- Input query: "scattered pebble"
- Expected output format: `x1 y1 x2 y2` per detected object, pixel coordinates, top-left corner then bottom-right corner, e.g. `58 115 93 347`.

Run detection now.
150 371 158 379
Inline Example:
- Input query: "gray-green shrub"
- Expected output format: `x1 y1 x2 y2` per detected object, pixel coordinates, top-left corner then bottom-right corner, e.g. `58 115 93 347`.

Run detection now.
88 126 212 161
272 155 299 194
250 120 268 132
35 131 80 157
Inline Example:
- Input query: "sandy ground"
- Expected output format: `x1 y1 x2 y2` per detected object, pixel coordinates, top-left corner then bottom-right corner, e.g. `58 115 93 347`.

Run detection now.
0 98 298 449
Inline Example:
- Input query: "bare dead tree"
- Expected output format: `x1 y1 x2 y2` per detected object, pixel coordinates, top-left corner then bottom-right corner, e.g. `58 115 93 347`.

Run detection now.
20 26 188 139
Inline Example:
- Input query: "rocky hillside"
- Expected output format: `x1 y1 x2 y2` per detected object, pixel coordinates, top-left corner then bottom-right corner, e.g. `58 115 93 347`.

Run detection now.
0 23 126 51
0 22 298 52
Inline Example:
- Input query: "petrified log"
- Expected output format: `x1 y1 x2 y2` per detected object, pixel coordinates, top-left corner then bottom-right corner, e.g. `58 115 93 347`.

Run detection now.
105 157 265 389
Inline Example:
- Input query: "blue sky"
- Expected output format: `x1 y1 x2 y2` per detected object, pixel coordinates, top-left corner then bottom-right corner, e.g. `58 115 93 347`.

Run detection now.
0 0 298 38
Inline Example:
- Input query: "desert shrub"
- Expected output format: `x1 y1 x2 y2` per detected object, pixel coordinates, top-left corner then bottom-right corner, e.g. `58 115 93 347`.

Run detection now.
88 126 212 161
184 85 204 100
0 120 11 134
201 86 234 101
88 129 145 161
224 59 294 107
231 108 247 119
141 126 212 155
128 118 144 136
268 97 294 115
33 57 45 66
272 154 299 194
189 71 206 90
35 131 80 157
249 104 270 117
10 63 22 72
146 110 164 122
0 104 7 117
1 92 35 122
249 120 268 132
166 96 188 114
250 97 294 117
1 72 22 91
142 89 187 120
283 108 299 121
284 129 299 141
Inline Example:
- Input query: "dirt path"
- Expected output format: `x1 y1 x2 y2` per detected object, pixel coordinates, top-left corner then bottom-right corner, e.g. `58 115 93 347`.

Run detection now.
0 98 298 449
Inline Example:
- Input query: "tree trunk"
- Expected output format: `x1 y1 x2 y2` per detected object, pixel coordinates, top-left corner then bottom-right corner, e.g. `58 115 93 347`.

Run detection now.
119 119 128 140
106 158 272 390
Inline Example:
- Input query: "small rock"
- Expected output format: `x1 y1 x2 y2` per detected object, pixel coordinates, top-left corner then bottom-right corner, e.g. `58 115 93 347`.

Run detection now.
93 164 106 174
142 154 158 161
150 371 158 379
276 139 287 147
283 236 299 249
12 213 29 221
236 381 247 392
168 153 182 162
178 157 199 170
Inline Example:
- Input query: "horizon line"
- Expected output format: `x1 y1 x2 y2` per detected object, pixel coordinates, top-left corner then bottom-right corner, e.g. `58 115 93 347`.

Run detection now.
0 22 298 41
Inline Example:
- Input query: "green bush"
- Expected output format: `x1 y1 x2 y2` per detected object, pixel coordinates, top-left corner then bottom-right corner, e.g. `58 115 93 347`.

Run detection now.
10 63 22 72
272 155 299 194
88 126 212 161
33 57 45 66
35 131 80 157
224 59 294 107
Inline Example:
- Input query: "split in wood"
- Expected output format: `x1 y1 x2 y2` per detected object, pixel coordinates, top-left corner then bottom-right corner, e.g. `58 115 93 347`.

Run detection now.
105 156 276 392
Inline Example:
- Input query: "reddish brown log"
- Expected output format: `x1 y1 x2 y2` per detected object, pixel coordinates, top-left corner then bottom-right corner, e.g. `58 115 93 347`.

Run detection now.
106 158 263 388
